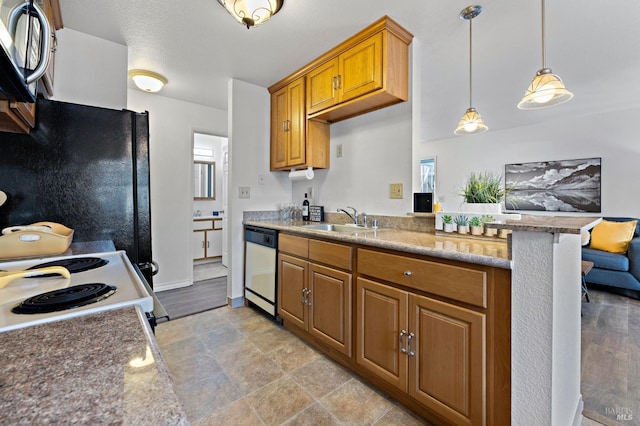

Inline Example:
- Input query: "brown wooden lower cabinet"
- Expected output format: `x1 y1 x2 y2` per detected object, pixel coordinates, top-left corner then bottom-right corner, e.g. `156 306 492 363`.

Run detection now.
278 249 352 357
356 277 485 425
409 292 485 426
278 235 510 425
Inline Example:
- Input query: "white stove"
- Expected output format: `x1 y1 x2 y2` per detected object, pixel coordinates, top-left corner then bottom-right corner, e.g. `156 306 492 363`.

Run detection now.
0 251 153 333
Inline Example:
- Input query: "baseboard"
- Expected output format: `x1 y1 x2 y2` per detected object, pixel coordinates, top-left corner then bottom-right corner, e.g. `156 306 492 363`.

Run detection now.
154 279 191 292
572 395 584 426
227 296 244 308
582 409 624 426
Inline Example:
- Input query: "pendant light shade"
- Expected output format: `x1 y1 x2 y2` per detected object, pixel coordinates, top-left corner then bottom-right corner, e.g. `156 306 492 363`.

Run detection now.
217 0 284 29
454 5 488 136
518 0 573 109
455 107 488 135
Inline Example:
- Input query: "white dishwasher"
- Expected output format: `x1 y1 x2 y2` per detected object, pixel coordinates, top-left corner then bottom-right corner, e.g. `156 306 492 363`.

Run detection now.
244 226 278 317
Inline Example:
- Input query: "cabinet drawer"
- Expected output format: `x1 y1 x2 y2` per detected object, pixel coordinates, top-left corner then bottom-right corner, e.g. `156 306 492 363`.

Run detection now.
357 249 487 308
279 233 309 258
309 239 352 271
193 220 213 230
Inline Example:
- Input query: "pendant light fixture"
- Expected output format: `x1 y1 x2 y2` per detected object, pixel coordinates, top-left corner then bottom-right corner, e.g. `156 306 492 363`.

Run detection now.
454 5 488 136
217 0 284 29
518 0 573 109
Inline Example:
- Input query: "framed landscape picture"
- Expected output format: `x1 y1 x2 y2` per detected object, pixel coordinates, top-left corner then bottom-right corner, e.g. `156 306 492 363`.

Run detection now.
505 157 601 212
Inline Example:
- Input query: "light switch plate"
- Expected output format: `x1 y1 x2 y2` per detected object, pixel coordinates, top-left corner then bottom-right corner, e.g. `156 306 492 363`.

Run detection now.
389 183 403 199
239 186 250 199
336 144 343 158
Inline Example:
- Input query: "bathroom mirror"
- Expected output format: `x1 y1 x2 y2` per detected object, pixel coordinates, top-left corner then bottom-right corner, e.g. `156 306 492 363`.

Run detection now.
194 161 215 200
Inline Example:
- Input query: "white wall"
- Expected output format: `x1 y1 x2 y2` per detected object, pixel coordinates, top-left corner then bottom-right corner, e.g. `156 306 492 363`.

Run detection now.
293 94 413 216
415 106 640 216
127 89 227 291
53 29 127 109
228 79 291 304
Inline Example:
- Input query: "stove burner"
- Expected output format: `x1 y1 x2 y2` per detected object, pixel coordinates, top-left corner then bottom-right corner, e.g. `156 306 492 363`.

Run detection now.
28 257 109 275
12 283 117 314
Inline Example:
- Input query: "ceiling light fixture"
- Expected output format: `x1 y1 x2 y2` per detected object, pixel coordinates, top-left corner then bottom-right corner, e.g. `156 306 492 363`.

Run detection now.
518 0 573 109
454 5 488 136
217 0 284 29
129 70 168 93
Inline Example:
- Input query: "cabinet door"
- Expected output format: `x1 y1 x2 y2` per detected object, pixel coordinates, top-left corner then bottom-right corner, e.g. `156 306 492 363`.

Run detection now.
356 277 408 391
308 263 352 357
339 32 383 103
286 77 306 167
270 85 289 170
206 230 222 258
409 294 486 426
278 253 308 329
192 230 205 260
306 58 339 115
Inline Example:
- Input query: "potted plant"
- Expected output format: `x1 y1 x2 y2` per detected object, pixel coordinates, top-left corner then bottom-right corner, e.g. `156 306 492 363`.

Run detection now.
469 216 483 235
460 172 509 214
454 214 469 234
481 215 498 237
442 215 456 233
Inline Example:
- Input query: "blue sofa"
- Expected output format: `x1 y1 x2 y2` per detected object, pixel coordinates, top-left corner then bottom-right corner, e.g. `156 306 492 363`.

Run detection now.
581 217 640 297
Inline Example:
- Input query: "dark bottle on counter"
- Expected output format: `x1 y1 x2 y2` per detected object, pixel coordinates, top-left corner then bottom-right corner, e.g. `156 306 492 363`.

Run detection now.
302 193 310 221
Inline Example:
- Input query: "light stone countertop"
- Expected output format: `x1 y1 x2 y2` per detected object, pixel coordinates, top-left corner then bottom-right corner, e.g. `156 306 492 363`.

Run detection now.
244 219 512 269
484 215 602 234
0 306 188 425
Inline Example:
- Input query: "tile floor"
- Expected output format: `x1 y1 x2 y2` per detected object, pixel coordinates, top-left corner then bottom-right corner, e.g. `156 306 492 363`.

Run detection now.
155 306 430 425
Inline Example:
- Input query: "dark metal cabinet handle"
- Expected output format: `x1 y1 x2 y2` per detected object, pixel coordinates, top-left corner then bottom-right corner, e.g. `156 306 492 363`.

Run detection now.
301 288 306 304
407 332 415 356
306 289 312 306
399 330 407 353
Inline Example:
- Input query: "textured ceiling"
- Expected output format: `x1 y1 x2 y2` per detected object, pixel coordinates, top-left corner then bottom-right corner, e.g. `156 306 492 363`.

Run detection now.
59 0 640 141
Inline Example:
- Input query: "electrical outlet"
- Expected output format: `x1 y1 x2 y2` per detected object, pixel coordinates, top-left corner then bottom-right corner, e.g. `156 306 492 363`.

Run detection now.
257 173 265 185
336 144 343 158
389 183 403 199
307 186 314 199
239 186 250 199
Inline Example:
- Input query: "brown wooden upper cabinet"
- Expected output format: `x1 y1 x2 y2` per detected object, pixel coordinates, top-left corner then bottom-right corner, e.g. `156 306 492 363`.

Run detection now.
305 16 412 122
270 77 329 171
268 16 413 171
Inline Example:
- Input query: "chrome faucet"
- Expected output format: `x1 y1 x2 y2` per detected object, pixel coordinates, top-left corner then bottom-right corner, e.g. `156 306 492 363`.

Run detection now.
337 206 358 225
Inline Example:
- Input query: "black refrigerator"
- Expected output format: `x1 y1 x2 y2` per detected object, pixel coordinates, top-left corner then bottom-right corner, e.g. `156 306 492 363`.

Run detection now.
0 99 157 287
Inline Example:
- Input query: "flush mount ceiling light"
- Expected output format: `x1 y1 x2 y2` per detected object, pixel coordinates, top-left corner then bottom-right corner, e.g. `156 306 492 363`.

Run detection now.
129 70 167 93
217 0 284 29
454 5 488 136
518 0 573 109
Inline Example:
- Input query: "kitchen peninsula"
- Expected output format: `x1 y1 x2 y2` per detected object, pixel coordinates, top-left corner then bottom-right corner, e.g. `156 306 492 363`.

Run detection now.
244 213 600 426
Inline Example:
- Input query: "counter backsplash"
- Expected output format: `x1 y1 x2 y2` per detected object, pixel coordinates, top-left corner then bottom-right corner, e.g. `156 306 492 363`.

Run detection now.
243 211 435 233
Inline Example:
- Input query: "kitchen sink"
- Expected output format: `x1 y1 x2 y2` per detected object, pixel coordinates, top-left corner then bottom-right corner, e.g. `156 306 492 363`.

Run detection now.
299 223 373 233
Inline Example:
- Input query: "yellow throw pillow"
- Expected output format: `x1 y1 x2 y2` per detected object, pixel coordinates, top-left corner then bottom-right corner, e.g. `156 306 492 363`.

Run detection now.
590 219 637 253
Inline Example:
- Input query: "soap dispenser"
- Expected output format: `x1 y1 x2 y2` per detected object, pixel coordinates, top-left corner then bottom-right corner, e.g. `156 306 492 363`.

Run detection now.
302 193 310 221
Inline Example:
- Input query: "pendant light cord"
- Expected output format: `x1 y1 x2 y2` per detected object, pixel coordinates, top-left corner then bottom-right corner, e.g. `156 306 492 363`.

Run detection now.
469 15 473 107
541 0 546 68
